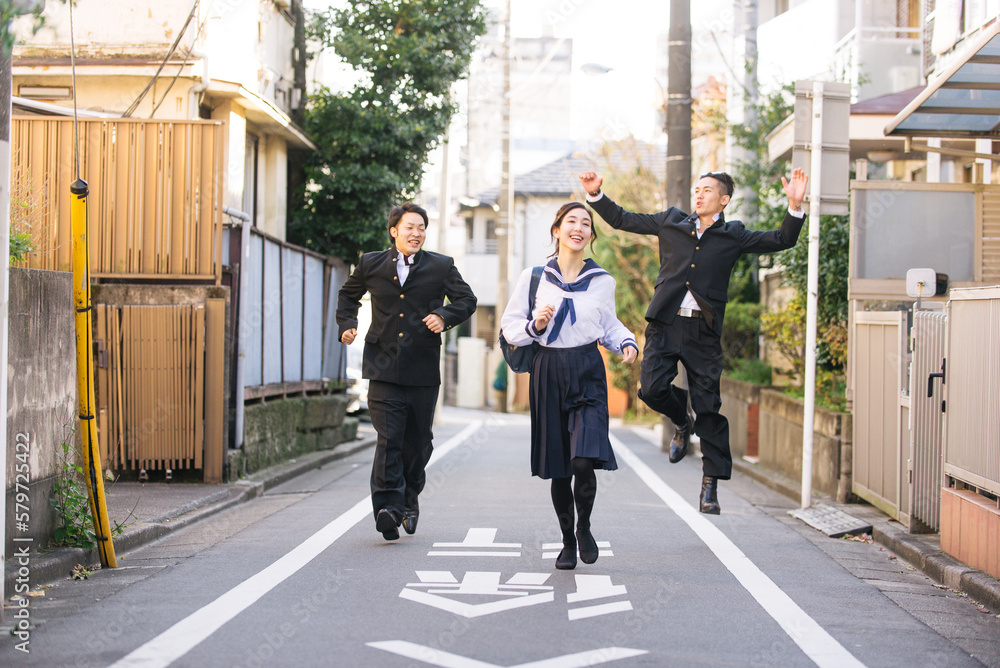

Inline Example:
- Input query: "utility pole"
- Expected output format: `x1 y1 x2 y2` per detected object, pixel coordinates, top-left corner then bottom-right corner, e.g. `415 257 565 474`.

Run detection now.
0 29 11 624
730 0 759 221
497 0 513 408
666 0 691 209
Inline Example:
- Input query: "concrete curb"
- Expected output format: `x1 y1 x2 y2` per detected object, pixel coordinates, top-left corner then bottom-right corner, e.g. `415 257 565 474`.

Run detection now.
731 456 1000 613
5 436 376 597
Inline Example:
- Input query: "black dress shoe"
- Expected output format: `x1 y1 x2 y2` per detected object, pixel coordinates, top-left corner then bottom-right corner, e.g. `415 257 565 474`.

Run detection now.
668 420 691 463
699 475 721 515
402 507 419 535
576 529 599 564
376 509 400 540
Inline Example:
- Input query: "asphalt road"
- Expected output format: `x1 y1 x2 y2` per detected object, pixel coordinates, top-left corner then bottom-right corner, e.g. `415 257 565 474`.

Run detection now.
2 407 998 667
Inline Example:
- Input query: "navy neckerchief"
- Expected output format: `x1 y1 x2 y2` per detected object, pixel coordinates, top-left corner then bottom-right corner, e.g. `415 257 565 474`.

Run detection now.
543 257 608 344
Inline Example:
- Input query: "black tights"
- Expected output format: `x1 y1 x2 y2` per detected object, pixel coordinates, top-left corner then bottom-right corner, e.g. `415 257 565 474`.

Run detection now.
550 457 598 545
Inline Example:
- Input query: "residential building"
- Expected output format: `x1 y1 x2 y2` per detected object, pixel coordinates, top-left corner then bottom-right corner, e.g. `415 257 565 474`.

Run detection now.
12 0 314 240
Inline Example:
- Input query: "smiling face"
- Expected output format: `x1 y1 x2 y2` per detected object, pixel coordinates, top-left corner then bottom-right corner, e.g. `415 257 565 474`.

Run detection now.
553 205 594 255
693 175 731 217
390 211 427 255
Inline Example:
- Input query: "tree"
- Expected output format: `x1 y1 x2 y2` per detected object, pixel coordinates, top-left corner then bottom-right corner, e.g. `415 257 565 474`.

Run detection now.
290 0 487 261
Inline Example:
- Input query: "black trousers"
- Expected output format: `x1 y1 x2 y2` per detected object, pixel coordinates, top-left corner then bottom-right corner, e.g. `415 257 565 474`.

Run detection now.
367 380 439 520
638 317 731 480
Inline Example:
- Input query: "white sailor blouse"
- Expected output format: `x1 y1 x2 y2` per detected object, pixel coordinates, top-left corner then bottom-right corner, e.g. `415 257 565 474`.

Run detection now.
501 258 638 354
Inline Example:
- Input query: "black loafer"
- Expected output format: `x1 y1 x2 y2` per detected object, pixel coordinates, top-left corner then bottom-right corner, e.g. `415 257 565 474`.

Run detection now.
699 475 721 515
376 509 400 540
402 508 419 535
668 423 690 463
576 529 599 564
669 409 695 463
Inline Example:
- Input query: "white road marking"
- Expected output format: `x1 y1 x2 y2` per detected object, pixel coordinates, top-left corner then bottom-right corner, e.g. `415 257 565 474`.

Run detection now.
367 641 648 667
430 528 522 556
400 571 555 617
433 528 522 548
398 588 554 618
428 551 523 557
109 421 485 668
567 601 634 621
612 433 866 668
567 575 626 603
542 541 612 559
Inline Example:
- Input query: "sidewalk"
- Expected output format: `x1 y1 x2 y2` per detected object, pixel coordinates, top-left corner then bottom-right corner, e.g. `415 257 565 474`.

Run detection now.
731 454 1000 614
4 435 376 598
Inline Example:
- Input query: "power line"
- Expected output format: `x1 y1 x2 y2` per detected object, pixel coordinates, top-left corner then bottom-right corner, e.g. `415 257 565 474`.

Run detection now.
121 0 200 118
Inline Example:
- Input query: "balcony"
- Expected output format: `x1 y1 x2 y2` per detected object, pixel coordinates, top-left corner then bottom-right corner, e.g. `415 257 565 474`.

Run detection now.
833 26 922 102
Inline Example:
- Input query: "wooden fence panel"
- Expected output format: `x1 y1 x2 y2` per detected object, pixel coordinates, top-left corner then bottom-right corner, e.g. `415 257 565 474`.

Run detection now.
11 117 223 282
94 304 212 475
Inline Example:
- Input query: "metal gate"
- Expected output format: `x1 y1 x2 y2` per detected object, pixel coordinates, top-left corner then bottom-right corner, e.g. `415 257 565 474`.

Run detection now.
909 310 947 531
944 289 1000 494
95 301 225 481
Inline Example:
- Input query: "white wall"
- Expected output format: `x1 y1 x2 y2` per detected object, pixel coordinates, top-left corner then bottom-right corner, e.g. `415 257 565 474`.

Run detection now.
757 0 854 92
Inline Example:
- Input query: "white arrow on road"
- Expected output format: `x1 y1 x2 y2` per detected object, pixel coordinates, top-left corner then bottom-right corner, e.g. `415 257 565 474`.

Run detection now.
367 641 647 667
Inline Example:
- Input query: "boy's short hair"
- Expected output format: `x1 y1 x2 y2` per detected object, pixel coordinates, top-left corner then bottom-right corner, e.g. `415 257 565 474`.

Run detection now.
388 202 429 242
700 171 735 198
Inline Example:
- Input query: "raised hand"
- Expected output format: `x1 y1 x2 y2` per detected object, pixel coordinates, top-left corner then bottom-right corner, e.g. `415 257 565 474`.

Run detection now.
781 167 808 211
578 171 603 196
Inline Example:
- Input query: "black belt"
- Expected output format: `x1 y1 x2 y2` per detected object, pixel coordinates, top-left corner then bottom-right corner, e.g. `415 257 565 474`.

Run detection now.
677 308 705 319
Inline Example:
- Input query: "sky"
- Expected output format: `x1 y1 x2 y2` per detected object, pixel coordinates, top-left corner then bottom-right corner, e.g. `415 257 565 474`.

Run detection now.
493 0 732 143
303 0 736 252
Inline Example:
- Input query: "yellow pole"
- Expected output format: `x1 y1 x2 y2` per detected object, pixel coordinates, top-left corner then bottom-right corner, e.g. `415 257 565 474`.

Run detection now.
71 178 117 568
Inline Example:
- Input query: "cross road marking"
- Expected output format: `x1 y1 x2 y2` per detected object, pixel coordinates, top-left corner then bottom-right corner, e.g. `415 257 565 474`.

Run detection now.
366 641 648 667
400 571 555 618
429 528 522 557
541 541 612 559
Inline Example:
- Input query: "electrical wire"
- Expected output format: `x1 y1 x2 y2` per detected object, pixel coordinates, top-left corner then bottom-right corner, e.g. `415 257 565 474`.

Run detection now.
148 0 220 118
69 0 79 179
122 0 200 118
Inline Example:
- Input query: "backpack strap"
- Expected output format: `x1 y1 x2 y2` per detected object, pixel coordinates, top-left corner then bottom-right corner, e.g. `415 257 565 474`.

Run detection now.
527 265 544 314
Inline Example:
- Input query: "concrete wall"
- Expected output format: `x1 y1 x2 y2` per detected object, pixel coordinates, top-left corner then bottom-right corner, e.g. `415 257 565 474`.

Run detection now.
230 394 357 479
6 268 77 556
720 376 764 462
758 389 852 499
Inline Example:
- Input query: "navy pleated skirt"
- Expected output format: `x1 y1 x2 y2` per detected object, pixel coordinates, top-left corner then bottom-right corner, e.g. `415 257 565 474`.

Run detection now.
529 341 618 479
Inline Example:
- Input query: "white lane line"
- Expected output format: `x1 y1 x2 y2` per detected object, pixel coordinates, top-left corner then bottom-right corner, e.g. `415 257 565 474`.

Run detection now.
611 434 866 668
110 420 485 668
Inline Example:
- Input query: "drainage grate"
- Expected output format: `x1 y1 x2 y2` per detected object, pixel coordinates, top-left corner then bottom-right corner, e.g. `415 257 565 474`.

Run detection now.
788 504 873 538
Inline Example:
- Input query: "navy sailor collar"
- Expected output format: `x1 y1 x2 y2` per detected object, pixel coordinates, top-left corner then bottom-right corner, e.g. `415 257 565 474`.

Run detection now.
543 257 608 291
